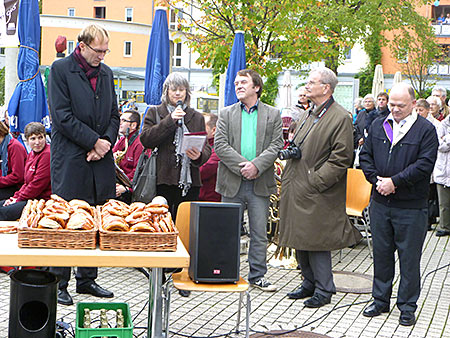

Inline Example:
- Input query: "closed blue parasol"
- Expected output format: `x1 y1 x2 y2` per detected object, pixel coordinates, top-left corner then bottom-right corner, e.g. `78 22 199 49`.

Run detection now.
8 0 50 135
144 6 170 106
141 6 170 130
224 31 246 107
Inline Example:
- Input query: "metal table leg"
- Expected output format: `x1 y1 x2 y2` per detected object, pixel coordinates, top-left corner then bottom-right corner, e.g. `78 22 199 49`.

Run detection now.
148 267 164 338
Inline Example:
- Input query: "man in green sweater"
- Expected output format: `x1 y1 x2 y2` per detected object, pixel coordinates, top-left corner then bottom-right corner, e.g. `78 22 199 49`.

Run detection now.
215 69 284 291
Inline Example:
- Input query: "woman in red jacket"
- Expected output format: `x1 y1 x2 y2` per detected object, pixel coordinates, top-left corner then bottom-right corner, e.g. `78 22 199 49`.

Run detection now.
0 121 27 200
0 122 51 221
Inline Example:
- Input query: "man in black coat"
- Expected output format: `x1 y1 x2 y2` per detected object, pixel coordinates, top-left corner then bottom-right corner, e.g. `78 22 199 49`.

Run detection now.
48 24 120 305
359 83 438 326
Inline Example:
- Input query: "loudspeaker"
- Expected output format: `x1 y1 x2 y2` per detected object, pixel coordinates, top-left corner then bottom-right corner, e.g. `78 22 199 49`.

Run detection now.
188 202 242 283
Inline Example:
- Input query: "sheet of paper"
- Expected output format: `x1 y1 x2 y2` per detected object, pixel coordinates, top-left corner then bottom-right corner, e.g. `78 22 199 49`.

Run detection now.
181 134 207 153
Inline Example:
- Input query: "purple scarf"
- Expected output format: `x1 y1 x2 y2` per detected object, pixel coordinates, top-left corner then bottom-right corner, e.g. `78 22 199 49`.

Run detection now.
73 45 100 80
383 118 393 143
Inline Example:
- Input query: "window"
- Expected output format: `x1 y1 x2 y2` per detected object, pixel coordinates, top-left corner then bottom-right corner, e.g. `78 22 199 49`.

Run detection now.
169 8 182 30
68 8 75 17
172 42 182 67
125 8 133 22
124 41 132 57
0 48 5 55
67 41 75 55
94 7 106 19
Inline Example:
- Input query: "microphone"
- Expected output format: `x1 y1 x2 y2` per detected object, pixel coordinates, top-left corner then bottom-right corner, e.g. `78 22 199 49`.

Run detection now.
176 100 183 126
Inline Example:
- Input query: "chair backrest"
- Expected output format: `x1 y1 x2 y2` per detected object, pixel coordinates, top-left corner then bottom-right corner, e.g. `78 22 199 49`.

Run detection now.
175 202 191 252
346 168 372 213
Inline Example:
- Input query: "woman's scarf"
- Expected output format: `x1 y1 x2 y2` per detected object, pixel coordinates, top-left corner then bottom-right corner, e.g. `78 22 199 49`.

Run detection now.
73 45 100 80
0 134 11 177
167 103 192 197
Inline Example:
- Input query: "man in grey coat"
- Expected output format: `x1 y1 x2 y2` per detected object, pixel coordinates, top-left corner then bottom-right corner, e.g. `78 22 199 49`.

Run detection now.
215 69 283 291
279 67 361 308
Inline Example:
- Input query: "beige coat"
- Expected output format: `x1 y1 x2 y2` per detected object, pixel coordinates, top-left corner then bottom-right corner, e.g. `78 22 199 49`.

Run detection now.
279 99 361 251
215 101 283 198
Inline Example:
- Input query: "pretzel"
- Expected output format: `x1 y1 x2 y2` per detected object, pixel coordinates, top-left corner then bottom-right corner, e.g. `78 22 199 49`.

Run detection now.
102 199 130 217
130 202 146 213
157 218 170 232
50 194 68 204
38 217 63 229
67 211 94 230
129 222 154 232
46 214 69 228
50 195 72 211
69 199 93 216
161 214 175 232
36 199 46 213
146 206 169 214
26 212 41 228
125 210 151 225
102 215 129 232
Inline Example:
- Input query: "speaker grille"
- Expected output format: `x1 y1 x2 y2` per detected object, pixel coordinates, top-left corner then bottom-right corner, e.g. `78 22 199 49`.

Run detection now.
189 203 241 283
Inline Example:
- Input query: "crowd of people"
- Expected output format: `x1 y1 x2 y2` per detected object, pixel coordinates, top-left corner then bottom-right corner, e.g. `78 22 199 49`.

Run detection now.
1 22 448 329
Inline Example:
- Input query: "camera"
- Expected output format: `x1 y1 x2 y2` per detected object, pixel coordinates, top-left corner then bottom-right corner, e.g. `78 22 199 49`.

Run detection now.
278 141 302 160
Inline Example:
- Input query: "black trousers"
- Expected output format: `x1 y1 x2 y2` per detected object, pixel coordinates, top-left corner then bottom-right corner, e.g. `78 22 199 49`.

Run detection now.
49 267 97 290
0 186 21 200
156 184 200 222
369 200 427 312
0 199 27 221
296 250 336 298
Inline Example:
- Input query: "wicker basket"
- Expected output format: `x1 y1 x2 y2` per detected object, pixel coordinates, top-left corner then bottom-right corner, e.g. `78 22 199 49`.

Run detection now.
98 208 178 252
18 227 97 250
17 207 98 250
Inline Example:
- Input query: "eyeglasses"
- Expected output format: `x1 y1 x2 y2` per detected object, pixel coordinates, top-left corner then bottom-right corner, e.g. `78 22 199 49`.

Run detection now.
120 119 133 123
85 43 110 55
306 80 324 86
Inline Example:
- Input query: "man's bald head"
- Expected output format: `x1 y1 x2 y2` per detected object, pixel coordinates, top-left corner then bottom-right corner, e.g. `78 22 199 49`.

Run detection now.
388 83 416 123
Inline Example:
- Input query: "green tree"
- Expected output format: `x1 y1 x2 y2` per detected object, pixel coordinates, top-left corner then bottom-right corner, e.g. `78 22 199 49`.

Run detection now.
390 19 442 97
171 0 433 99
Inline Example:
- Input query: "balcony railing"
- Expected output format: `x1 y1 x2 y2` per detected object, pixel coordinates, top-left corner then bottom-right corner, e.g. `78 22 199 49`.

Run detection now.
432 24 450 36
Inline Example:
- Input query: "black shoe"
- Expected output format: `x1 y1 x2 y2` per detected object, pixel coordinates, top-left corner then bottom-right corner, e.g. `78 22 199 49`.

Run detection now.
58 289 73 306
179 290 191 297
303 293 331 308
363 302 389 317
287 286 314 299
399 311 416 326
76 282 114 298
436 230 450 237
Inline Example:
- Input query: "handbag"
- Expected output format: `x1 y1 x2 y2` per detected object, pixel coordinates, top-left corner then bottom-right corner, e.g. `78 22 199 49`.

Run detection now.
131 148 157 203
131 111 160 203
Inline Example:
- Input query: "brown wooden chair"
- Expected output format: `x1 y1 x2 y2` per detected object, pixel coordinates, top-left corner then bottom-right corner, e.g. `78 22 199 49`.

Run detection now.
346 168 373 258
163 201 250 338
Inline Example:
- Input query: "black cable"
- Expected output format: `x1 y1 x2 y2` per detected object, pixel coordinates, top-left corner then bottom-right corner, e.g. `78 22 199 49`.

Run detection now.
164 262 450 338
71 262 450 338
132 300 149 322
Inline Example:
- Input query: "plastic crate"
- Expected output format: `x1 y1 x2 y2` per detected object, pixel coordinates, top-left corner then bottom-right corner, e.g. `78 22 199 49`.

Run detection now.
75 302 133 338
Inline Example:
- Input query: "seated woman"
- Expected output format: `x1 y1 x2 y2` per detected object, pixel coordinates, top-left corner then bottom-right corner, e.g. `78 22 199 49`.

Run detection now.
0 122 51 221
0 121 27 200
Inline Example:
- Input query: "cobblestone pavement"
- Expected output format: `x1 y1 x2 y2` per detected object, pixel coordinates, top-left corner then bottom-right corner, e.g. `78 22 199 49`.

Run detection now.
0 227 449 338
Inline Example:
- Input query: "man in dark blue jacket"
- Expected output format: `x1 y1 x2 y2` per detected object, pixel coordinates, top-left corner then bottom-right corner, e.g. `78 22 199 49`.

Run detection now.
359 83 438 326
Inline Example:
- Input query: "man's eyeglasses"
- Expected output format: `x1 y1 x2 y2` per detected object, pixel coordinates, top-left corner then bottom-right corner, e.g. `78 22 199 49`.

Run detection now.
306 80 324 86
85 43 110 55
120 119 133 123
